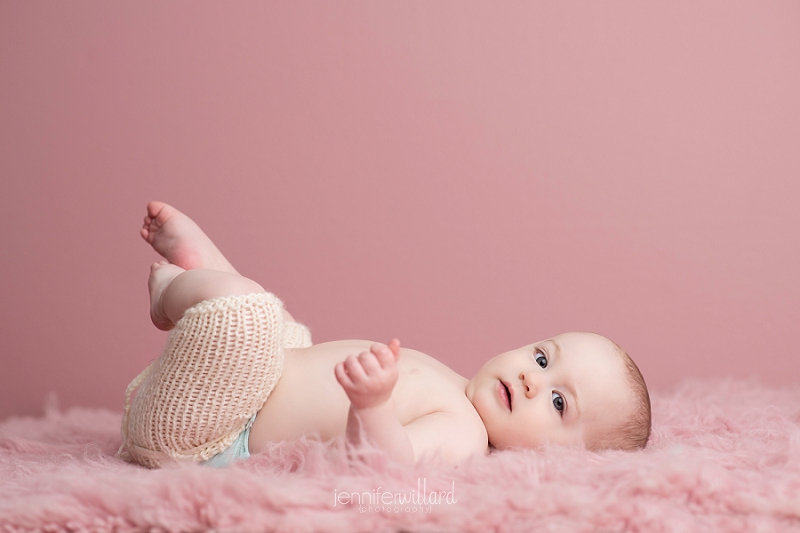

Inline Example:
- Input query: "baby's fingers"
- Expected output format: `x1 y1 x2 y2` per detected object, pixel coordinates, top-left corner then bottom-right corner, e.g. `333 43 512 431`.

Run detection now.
371 343 398 369
342 354 369 383
334 362 354 389
388 339 401 359
359 349 386 376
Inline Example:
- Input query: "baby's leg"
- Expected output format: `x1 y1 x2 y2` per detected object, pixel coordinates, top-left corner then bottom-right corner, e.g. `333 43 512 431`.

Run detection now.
149 261 265 330
125 265 286 467
141 201 239 274
143 201 298 327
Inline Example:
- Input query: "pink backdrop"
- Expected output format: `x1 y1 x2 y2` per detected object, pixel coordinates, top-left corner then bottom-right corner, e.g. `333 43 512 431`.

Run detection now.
1 1 798 421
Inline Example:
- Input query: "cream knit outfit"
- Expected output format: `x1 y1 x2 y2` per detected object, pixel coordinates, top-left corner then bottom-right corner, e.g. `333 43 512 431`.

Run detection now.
118 292 311 468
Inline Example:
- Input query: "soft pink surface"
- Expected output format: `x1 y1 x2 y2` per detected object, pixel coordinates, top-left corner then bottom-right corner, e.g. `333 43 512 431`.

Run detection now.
2 379 799 532
2 2 800 420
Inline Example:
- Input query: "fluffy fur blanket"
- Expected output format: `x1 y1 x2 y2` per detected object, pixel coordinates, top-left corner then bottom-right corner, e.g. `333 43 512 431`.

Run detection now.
2 379 800 532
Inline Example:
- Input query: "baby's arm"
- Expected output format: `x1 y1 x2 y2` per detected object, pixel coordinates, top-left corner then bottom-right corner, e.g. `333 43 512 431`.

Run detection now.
334 339 415 464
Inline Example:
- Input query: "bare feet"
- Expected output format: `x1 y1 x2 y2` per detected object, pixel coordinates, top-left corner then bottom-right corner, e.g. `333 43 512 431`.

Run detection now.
148 261 185 330
141 201 239 274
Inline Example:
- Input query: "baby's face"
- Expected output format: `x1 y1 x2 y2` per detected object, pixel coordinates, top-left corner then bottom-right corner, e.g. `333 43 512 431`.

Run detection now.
465 332 632 450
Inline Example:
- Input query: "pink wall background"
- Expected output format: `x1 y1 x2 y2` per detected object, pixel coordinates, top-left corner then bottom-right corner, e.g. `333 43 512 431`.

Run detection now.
1 2 798 421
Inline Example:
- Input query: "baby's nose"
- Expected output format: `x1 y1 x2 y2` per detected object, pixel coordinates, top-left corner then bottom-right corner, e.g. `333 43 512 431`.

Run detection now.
520 372 539 398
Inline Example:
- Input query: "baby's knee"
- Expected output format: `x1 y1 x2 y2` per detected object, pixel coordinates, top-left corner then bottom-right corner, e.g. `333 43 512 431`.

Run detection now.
211 274 265 299
161 270 267 327
176 270 265 303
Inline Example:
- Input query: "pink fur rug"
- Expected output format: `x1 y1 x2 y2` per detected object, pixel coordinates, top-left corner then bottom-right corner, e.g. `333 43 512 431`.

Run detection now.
2 379 800 532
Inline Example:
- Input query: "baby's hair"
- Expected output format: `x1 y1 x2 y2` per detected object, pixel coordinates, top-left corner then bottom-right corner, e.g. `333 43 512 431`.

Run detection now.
605 341 651 451
583 335 651 451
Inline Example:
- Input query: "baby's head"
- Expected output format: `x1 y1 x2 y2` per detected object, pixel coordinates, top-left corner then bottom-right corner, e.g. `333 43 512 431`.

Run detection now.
465 332 650 452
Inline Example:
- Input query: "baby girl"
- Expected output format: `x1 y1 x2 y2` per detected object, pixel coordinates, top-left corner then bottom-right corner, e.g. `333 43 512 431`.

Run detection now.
119 202 651 467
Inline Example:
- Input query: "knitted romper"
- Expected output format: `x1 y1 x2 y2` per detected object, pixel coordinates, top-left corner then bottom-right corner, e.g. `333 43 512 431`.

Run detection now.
118 292 311 468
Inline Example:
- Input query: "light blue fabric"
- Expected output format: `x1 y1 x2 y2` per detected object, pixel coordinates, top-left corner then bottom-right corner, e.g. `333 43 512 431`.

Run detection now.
201 415 256 468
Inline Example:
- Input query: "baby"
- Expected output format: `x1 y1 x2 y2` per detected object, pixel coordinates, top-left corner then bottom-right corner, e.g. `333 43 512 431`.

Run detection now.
119 202 651 468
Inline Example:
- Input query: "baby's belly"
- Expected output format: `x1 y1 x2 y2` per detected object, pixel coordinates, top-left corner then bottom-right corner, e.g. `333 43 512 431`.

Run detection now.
248 339 470 453
248 341 373 449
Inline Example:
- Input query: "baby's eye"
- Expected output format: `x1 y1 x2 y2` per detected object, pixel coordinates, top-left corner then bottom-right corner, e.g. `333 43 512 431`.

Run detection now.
535 349 547 368
552 392 564 414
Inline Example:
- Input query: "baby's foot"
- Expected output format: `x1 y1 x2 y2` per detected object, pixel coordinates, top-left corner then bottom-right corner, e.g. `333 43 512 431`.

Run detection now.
148 261 185 330
141 201 238 273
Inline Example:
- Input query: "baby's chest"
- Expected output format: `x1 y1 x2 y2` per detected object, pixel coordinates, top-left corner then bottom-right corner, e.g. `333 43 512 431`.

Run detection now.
393 364 469 422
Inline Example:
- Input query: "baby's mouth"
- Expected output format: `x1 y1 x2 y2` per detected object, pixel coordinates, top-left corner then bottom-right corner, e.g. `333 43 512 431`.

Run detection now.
499 380 512 411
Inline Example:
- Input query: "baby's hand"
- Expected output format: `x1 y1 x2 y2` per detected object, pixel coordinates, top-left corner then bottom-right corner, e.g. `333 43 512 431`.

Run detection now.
335 339 401 410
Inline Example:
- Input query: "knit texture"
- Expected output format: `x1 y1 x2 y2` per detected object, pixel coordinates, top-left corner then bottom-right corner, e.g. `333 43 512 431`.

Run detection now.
119 292 310 468
283 319 313 350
